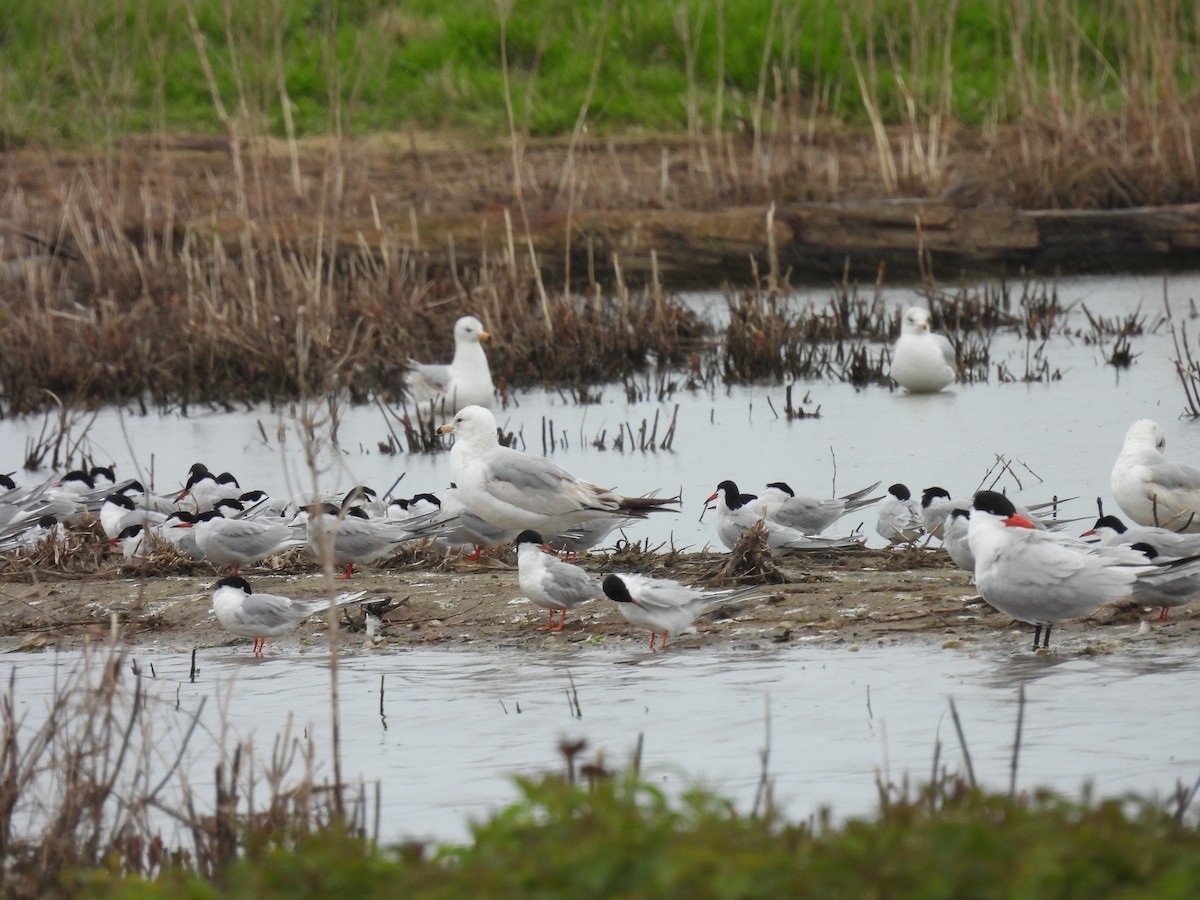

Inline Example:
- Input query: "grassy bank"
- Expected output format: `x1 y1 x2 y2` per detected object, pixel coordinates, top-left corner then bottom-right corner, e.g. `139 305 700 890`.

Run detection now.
2 0 1197 144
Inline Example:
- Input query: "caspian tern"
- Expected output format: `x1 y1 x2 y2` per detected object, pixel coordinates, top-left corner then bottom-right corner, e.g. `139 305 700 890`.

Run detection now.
406 315 495 411
889 307 956 393
1111 419 1200 532
969 490 1163 650
438 406 677 538
704 481 864 552
754 479 881 534
210 574 368 656
601 572 768 650
876 483 924 545
514 530 600 631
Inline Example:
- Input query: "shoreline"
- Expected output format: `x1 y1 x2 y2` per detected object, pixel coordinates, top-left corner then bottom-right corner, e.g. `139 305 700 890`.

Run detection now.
2 550 1196 656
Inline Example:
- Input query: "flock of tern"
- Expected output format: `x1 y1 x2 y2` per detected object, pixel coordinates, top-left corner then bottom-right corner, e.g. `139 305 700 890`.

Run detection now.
3 313 1200 655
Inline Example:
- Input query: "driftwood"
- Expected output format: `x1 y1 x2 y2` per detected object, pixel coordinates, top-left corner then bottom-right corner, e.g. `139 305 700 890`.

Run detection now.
350 201 1200 286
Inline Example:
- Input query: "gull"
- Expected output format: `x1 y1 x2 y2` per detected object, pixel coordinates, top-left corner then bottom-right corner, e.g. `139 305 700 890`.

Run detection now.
704 481 864 552
754 479 881 534
876 484 924 545
601 572 768 650
438 405 677 538
889 307 956 393
968 490 1181 650
1111 419 1200 532
406 315 495 411
210 575 368 657
514 530 600 631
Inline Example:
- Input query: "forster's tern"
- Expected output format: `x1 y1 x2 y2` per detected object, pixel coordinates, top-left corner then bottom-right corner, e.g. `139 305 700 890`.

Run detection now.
942 508 976 573
1083 514 1200 557
406 315 495 411
189 509 307 574
210 574 368 656
876 484 924 545
305 503 433 577
438 405 677 538
1111 419 1200 532
889 307 956 393
754 480 881 534
514 530 600 630
601 572 768 650
704 481 864 552
1124 543 1200 622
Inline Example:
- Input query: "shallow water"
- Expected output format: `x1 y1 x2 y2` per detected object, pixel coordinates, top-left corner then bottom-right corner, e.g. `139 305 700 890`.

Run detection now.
4 272 1200 843
5 642 1196 843
3 272 1199 550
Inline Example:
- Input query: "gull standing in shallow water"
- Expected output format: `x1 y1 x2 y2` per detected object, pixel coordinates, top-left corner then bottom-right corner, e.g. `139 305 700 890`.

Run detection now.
514 530 600 631
406 315 495 411
438 405 677 541
601 573 769 651
1110 419 1200 532
210 575 368 657
889 307 956 393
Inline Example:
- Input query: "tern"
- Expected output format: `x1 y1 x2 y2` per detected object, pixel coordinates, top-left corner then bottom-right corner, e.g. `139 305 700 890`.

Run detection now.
514 530 600 631
601 572 768 651
210 575 368 656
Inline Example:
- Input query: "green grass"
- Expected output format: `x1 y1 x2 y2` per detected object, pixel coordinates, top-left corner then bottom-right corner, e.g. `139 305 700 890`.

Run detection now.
68 774 1200 898
2 0 1197 147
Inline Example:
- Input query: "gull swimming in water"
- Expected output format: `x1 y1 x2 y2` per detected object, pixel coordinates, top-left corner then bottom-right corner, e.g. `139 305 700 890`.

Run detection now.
210 575 368 656
406 315 495 411
438 405 677 538
1110 419 1200 532
889 307 956 393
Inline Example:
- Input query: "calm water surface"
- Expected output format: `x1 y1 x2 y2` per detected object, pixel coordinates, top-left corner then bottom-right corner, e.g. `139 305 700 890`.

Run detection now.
3 272 1200 842
5 642 1197 843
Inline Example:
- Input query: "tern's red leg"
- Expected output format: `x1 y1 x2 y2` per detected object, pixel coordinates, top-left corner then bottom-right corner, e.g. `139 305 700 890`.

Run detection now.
1155 606 1170 623
466 546 484 561
660 632 669 650
338 563 354 580
647 632 657 651
252 637 264 656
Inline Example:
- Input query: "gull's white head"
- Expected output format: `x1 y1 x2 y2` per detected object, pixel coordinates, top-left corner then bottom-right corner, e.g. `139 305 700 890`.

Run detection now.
1123 419 1166 453
453 316 490 345
439 405 499 448
900 307 932 336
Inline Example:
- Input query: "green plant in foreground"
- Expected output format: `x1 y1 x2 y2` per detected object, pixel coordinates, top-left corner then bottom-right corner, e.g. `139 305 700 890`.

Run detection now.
71 773 1200 899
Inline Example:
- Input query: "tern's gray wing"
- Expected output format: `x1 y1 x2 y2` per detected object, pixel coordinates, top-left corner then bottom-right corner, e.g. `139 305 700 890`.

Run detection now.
234 594 313 632
541 557 601 606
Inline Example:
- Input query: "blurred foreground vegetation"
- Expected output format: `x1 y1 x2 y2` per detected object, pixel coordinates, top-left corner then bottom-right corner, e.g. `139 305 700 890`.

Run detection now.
66 773 1200 899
